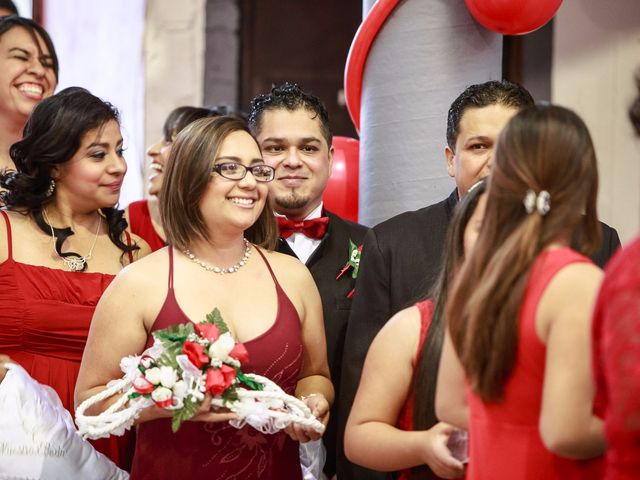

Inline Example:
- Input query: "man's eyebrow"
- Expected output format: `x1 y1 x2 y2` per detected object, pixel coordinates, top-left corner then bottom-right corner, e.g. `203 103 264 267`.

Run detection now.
465 135 492 143
300 137 322 144
260 136 322 144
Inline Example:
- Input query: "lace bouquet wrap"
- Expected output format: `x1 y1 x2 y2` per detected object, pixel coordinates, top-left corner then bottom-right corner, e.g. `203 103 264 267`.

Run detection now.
76 309 325 438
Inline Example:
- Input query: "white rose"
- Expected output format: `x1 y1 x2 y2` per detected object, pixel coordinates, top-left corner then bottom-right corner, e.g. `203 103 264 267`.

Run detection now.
208 333 235 361
159 366 177 388
145 367 162 385
172 380 187 399
151 386 172 403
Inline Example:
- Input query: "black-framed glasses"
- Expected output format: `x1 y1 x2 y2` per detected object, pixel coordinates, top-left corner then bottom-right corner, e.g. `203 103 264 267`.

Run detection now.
211 162 275 183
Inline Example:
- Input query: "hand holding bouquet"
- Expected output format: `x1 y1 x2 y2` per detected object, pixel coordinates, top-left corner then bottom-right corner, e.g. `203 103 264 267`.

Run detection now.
76 309 324 438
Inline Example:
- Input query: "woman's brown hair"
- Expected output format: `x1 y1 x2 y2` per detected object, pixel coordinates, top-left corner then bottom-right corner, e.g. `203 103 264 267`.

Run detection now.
411 179 486 480
159 116 278 251
447 104 601 402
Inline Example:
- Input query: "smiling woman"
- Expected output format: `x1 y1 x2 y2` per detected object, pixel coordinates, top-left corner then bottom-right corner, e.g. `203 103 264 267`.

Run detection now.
125 105 224 252
0 15 58 171
76 116 334 479
0 86 151 470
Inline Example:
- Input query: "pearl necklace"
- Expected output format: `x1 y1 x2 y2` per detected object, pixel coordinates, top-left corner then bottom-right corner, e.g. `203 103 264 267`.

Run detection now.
183 239 252 274
42 209 102 272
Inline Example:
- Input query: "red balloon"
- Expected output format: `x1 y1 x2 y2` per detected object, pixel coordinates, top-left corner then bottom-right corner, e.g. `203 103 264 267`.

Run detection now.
323 136 359 223
465 0 563 35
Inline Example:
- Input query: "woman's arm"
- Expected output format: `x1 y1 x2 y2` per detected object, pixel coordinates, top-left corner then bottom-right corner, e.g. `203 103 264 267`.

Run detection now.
538 262 605 459
75 261 235 425
435 327 469 430
75 265 154 412
345 306 464 477
0 355 12 384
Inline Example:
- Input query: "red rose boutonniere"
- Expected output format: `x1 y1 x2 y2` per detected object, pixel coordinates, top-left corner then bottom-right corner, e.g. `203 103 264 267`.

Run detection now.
336 240 363 298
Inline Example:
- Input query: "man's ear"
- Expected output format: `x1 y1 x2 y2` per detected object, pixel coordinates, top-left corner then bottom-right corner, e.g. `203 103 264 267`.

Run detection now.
445 145 456 178
327 145 334 177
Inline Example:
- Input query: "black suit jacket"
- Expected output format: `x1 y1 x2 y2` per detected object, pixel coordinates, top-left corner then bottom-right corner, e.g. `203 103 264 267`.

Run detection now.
337 190 621 480
277 210 368 478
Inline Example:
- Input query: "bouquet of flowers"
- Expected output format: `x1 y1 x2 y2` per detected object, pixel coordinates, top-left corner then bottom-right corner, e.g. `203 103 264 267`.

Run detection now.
76 309 324 439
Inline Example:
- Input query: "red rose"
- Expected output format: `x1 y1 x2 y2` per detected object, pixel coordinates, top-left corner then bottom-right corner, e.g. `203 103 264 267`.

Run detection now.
206 365 237 396
183 341 209 368
229 343 249 364
132 375 155 395
195 323 220 342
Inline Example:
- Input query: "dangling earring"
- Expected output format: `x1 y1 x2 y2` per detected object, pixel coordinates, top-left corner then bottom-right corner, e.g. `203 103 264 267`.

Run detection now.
46 179 55 197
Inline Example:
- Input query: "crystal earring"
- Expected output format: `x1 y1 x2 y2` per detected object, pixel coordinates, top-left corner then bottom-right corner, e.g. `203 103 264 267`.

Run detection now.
46 179 55 197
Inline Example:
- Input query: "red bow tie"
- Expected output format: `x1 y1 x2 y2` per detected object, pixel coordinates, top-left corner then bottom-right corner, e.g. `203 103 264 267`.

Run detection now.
277 216 329 240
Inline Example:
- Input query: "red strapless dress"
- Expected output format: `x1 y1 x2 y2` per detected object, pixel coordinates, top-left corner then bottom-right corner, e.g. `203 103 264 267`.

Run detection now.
130 246 304 479
0 210 134 470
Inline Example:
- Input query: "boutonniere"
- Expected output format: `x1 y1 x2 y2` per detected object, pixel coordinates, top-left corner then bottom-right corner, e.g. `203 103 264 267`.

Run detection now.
336 240 363 298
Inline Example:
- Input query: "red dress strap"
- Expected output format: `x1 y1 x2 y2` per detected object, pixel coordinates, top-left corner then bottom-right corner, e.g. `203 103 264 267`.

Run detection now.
1 210 12 259
167 246 174 290
123 230 134 264
414 300 433 358
253 245 278 284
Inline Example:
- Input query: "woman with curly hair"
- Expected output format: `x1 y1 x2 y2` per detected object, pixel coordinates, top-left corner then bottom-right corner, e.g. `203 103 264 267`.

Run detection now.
0 86 150 468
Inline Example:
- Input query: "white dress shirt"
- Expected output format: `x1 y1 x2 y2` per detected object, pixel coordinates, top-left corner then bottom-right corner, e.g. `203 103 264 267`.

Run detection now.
277 203 324 264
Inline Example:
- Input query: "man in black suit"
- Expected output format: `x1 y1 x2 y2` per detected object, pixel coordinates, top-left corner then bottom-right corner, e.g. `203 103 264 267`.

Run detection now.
337 80 621 479
249 82 368 479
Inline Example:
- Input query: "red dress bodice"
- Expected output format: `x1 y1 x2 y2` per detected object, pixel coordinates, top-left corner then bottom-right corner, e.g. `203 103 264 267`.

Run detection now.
0 210 132 469
466 248 603 480
131 246 304 479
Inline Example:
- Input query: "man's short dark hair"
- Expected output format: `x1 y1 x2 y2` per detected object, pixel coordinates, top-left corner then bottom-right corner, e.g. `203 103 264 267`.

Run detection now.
248 82 332 147
630 74 640 136
446 80 534 150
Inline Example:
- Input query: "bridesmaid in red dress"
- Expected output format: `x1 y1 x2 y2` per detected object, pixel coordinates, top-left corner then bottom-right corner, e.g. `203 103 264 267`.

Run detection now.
76 116 334 479
591 77 640 480
437 105 605 479
345 181 488 480
125 105 228 252
0 87 151 469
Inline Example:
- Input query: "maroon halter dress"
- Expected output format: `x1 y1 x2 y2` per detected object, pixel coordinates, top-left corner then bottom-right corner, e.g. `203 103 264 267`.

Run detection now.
130 246 304 479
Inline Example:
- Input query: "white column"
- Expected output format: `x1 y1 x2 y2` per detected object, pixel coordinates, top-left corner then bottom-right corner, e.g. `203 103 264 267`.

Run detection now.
358 0 502 226
552 0 640 243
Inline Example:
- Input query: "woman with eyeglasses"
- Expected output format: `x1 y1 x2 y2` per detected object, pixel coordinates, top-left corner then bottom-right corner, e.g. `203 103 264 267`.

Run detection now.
76 116 334 479
125 105 228 251
0 15 58 172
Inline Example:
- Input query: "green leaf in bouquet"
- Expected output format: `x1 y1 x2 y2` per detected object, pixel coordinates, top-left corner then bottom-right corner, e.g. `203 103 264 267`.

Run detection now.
171 396 201 433
205 308 229 334
237 371 264 391
153 322 195 343
221 386 239 405
156 348 181 370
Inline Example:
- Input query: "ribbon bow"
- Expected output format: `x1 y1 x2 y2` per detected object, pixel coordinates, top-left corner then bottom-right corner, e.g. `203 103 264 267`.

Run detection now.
277 217 329 240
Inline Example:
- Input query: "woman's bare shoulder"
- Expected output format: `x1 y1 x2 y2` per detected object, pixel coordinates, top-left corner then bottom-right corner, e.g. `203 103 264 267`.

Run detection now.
258 248 311 277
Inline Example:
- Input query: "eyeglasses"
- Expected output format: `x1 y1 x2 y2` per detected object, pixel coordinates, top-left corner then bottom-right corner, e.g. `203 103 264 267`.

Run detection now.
211 162 275 183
